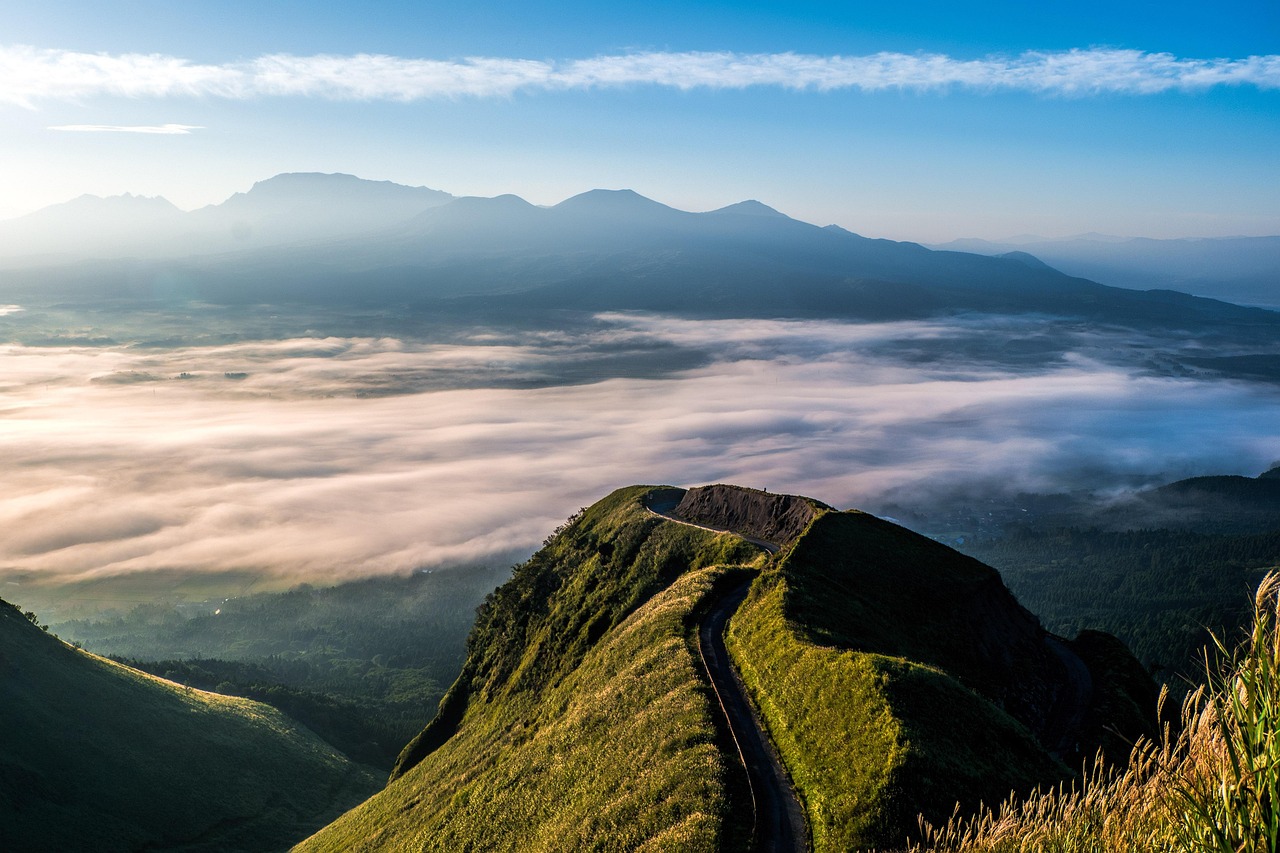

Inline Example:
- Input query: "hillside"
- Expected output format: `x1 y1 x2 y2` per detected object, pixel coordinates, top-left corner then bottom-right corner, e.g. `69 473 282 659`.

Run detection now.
908 465 1280 679
299 486 765 852
300 484 1155 851
725 508 1155 849
0 598 379 852
49 568 506 769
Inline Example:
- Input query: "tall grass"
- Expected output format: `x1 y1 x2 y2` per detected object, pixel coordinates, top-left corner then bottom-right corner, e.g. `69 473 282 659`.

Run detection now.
911 572 1280 853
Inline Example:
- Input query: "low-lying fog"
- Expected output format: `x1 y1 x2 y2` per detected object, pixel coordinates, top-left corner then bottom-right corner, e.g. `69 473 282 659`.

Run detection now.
2 311 1278 587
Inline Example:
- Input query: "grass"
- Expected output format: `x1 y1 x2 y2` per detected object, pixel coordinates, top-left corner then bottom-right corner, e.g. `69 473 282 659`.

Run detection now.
909 572 1280 853
0 597 380 853
54 568 506 769
299 487 767 852
727 560 1062 851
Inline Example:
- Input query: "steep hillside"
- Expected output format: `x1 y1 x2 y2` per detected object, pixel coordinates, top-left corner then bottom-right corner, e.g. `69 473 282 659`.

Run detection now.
725 507 1157 849
299 486 766 851
300 484 1155 851
0 599 379 852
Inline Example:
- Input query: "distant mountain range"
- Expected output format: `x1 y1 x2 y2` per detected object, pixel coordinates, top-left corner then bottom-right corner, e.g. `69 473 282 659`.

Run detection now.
0 172 1275 362
932 234 1280 308
1 174 1276 338
0 172 454 260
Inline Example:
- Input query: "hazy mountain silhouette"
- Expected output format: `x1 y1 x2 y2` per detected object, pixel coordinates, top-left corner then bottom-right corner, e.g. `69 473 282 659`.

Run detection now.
189 172 454 247
0 194 188 260
0 173 453 261
933 235 1280 307
2 178 1277 334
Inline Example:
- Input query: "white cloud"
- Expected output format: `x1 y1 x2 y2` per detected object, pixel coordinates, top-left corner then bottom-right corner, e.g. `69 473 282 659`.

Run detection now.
47 123 202 134
2 45 1277 107
1 317 1279 586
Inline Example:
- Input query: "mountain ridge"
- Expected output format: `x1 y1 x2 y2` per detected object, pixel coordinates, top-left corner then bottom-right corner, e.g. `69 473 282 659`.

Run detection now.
303 483 1157 852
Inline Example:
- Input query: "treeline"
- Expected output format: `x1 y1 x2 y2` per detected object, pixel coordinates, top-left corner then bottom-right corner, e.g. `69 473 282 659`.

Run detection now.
963 527 1280 678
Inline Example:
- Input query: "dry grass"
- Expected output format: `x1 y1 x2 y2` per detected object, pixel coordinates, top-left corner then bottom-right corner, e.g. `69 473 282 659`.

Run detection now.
910 573 1280 853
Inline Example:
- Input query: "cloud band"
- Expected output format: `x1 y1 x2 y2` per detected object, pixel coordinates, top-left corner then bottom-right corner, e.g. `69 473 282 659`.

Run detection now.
3 45 1278 107
47 123 202 134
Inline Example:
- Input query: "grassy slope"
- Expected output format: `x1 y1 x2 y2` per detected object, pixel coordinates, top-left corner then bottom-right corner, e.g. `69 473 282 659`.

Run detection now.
299 486 764 852
727 511 1067 851
0 601 379 853
53 568 506 769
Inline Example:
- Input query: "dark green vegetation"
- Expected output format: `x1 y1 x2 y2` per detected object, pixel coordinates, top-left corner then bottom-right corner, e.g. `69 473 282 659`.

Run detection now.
0 596 380 853
967 525 1280 681
301 485 1153 852
930 468 1280 682
52 568 507 769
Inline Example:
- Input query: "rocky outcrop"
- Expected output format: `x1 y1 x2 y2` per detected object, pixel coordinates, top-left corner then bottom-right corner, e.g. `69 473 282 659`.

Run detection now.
672 484 832 547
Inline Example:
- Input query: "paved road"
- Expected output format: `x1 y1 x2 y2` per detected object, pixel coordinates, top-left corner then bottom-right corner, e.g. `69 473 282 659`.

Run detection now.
646 492 808 850
699 579 809 853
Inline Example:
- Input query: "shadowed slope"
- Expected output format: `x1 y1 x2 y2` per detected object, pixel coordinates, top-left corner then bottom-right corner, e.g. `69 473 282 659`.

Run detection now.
0 599 378 852
725 506 1158 850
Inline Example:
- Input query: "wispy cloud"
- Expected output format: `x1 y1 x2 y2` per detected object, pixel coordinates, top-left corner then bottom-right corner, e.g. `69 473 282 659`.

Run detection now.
3 45 1278 107
47 123 202 134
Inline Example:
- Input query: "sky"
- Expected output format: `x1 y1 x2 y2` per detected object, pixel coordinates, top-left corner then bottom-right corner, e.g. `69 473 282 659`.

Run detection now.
2 0 1277 241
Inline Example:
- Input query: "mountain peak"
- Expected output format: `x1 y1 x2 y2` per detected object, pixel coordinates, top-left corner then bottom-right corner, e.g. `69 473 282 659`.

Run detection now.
998 250 1055 271
708 199 787 218
236 172 451 202
553 188 675 213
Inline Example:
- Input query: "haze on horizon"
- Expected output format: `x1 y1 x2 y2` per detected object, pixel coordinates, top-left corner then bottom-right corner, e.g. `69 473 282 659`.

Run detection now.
1 0 1277 241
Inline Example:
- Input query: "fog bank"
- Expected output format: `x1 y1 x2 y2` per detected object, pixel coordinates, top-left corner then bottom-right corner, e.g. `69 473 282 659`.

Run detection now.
2 314 1277 585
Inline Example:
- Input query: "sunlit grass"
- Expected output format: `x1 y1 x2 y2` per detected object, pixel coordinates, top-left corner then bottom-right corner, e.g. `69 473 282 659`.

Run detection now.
299 488 764 852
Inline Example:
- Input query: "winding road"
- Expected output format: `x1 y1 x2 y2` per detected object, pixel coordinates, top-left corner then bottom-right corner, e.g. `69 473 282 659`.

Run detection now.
646 493 809 852
699 579 810 853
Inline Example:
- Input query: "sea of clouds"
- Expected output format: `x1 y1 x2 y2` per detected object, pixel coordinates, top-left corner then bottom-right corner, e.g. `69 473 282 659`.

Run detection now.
2 312 1278 585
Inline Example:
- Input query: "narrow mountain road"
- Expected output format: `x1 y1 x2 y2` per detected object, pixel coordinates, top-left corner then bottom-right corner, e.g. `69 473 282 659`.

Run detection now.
645 493 809 851
1043 636 1094 758
699 579 810 853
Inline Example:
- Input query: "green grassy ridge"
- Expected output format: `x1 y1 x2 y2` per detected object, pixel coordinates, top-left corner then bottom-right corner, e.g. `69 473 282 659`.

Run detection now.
725 508 1159 850
779 511 1051 712
395 485 759 777
727 570 1064 851
298 564 756 852
0 598 380 853
298 485 1151 852
301 486 767 851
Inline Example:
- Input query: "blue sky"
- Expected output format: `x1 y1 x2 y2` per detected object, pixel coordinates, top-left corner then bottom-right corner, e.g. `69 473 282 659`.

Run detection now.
2 0 1277 240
